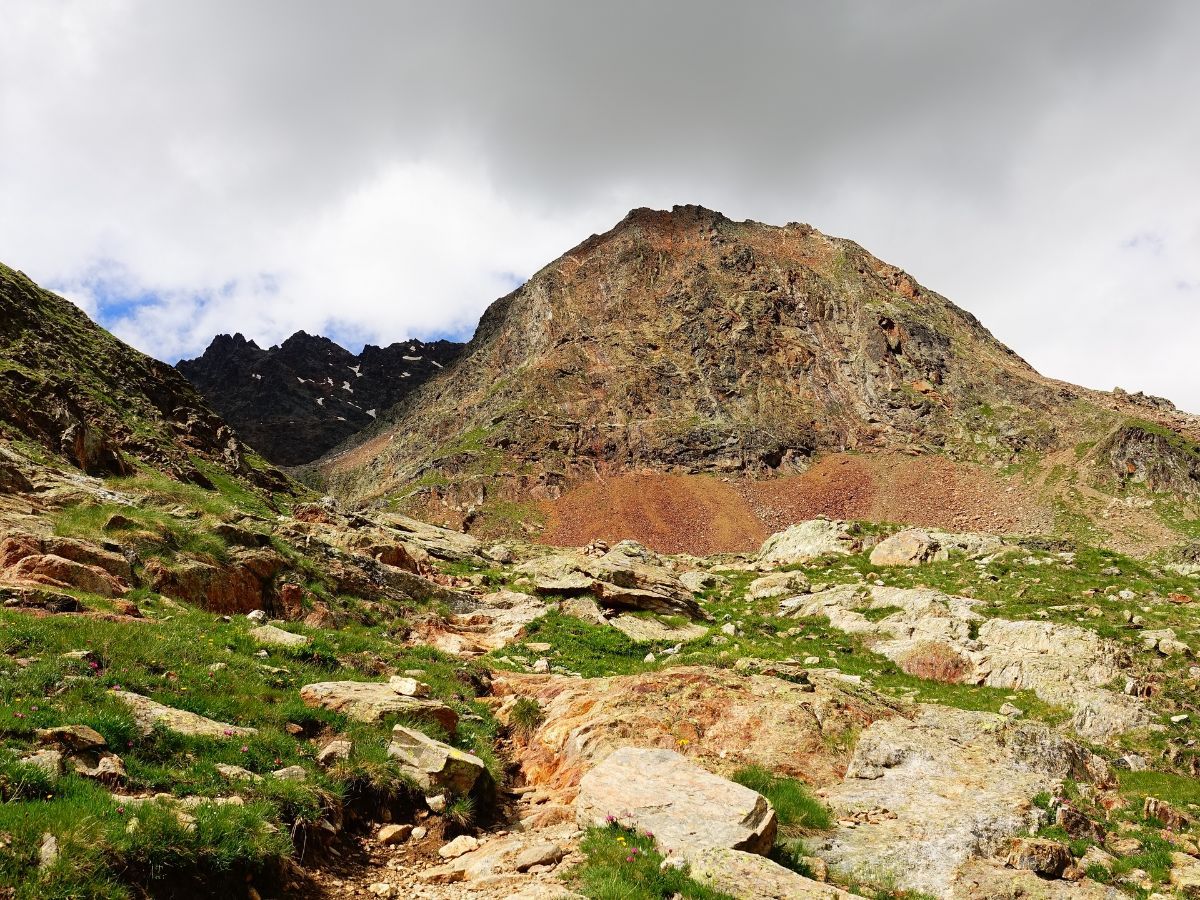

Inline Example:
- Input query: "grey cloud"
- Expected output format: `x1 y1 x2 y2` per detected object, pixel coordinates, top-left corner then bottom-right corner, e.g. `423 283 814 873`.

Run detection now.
1 0 1198 408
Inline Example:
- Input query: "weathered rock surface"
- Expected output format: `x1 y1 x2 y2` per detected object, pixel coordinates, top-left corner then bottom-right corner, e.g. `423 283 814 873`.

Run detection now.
785 584 1148 739
758 520 857 566
869 528 1006 567
746 570 812 600
690 847 853 899
811 704 1111 896
299 679 459 731
494 666 899 802
576 747 777 857
388 725 490 796
110 690 257 738
249 623 309 647
409 590 548 656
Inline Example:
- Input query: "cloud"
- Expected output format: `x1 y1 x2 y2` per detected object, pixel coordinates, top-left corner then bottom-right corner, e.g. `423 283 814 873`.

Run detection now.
1 0 1198 410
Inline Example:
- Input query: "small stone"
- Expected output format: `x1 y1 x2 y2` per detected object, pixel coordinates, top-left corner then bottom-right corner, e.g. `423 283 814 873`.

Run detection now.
215 763 263 783
1171 714 1190 724
367 883 393 897
999 703 1023 718
249 624 309 648
804 656 820 665
513 841 565 872
378 824 413 846
437 834 479 859
386 676 430 697
39 833 58 868
531 657 550 674
316 739 353 767
411 826 428 841
643 652 656 663
272 765 307 781
246 610 268 623
36 724 107 752
720 622 737 636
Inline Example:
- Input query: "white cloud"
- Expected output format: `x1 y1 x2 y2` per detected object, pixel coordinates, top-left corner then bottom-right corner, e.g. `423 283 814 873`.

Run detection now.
1 0 1198 411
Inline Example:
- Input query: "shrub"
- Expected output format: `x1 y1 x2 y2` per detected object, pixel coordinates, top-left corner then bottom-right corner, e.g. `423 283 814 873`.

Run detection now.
509 697 544 738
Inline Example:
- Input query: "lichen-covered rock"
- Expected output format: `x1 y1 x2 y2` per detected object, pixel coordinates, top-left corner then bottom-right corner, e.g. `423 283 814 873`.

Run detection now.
746 570 811 600
111 690 257 738
758 520 856 566
1005 837 1072 878
690 847 853 899
388 725 490 797
249 623 309 647
576 747 777 857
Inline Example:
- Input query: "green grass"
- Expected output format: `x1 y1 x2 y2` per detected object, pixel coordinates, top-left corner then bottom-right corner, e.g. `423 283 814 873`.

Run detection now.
731 765 832 832
570 824 735 900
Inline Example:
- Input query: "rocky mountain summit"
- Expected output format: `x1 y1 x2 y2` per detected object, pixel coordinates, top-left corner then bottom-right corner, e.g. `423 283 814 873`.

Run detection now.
313 206 1200 555
178 331 463 466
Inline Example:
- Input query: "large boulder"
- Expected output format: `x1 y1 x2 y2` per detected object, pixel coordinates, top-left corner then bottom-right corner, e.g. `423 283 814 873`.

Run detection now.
388 725 491 797
576 747 777 857
869 528 939 567
757 520 856 567
111 690 256 738
249 623 309 647
144 550 284 614
6 553 128 597
746 571 811 601
300 678 459 732
515 550 703 620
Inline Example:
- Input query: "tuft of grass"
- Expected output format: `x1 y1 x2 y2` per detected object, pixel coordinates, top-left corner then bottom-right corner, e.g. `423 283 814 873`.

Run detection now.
569 824 736 900
445 795 475 828
508 697 544 738
731 765 832 832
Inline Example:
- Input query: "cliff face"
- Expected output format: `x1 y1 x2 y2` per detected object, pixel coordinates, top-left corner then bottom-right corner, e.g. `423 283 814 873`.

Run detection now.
178 332 463 466
0 261 285 492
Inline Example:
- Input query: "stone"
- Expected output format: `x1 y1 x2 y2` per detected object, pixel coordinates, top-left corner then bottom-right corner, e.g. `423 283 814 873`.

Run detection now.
576 747 776 858
74 753 126 784
36 724 106 752
608 614 708 643
411 826 428 841
746 571 811 601
367 883 393 897
246 609 268 623
39 833 58 869
679 570 721 594
299 680 458 731
690 847 853 899
20 749 64 777
1170 852 1200 896
438 835 479 859
316 739 353 767
758 520 856 566
377 823 412 846
388 725 490 796
513 841 566 872
1145 796 1190 830
249 624 309 647
7 553 127 597
387 676 431 697
215 763 263 782
1006 837 1072 878
110 690 256 738
531 657 550 674
869 529 939 567
272 765 307 781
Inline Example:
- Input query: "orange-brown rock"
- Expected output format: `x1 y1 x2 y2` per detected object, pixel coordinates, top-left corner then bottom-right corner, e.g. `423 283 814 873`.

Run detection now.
492 666 900 802
6 553 128 597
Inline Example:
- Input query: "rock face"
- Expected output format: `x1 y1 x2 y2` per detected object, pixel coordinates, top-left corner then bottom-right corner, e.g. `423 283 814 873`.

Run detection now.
177 331 463 466
811 704 1111 896
0 261 286 492
576 747 777 856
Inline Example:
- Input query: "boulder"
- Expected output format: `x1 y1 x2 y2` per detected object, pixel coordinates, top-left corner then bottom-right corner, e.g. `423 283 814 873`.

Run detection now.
758 520 856 566
7 553 127 597
690 847 853 899
608 614 708 643
144 557 268 614
20 749 64 777
679 570 722 594
388 725 490 796
1170 852 1200 896
316 739 353 767
36 725 106 752
110 690 257 738
576 747 777 857
516 551 703 620
869 529 939 567
300 680 458 731
249 624 309 648
1006 837 1072 878
746 571 811 601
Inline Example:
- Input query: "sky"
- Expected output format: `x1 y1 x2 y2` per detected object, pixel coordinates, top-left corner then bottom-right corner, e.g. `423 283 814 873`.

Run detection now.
2 1 1198 410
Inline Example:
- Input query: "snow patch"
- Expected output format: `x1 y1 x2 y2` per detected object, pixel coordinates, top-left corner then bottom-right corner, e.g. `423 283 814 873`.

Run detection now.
316 397 325 406
252 373 262 380
367 409 377 419
349 365 362 377
402 372 411 378
431 360 443 369
402 355 422 361
341 381 353 393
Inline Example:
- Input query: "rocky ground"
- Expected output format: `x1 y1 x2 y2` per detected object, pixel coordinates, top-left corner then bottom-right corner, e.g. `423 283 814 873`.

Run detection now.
5 437 1200 898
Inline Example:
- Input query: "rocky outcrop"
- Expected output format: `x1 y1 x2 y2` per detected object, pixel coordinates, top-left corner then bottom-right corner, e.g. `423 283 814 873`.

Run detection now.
388 725 491 797
493 666 901 801
812 704 1112 896
690 847 853 899
177 332 463 466
111 690 257 738
144 550 285 614
868 528 1006 566
576 746 777 856
783 584 1149 739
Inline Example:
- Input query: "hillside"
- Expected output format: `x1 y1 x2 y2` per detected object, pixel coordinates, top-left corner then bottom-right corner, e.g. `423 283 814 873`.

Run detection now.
178 332 463 466
314 206 1200 554
5 252 1200 899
